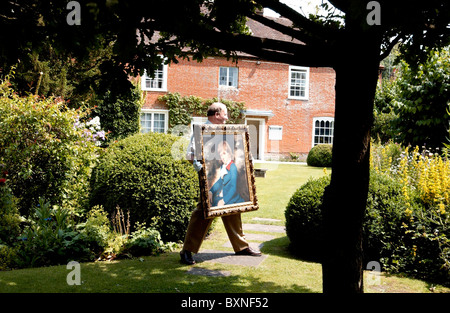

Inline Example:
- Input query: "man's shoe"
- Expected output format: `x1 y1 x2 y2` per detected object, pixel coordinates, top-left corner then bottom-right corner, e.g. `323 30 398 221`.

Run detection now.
180 250 195 265
235 247 262 256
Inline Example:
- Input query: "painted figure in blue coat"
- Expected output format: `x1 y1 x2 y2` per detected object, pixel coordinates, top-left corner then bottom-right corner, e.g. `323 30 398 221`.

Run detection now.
209 140 245 206
209 177 223 207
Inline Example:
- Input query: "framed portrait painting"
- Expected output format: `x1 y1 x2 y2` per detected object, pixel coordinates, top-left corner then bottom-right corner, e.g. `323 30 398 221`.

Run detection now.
193 124 259 219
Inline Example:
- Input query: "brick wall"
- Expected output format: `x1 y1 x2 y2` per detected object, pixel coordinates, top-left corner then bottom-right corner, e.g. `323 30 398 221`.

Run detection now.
141 56 335 157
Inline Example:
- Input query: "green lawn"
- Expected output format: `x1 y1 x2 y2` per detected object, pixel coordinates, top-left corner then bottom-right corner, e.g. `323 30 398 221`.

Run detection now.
247 162 329 224
0 163 448 293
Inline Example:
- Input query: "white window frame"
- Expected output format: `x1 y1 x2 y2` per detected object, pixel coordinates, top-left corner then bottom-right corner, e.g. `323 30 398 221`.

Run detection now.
140 109 169 134
312 117 334 147
141 60 168 91
288 66 309 100
219 66 239 88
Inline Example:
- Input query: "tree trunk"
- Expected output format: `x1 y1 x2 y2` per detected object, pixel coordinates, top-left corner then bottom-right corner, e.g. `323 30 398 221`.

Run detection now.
321 32 381 293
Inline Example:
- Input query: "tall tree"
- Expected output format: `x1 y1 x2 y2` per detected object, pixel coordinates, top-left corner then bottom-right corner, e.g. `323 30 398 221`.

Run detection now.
392 48 450 148
1 0 448 292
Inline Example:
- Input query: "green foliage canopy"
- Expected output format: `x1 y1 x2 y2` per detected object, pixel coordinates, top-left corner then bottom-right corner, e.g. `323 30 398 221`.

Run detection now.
392 48 450 148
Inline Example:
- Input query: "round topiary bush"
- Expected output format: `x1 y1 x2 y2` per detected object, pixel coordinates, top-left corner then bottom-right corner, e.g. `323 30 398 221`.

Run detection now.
285 171 407 263
306 144 332 167
285 175 330 262
89 132 198 242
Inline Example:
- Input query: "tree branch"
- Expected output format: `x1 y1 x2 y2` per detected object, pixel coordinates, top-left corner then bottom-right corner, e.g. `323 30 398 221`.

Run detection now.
144 19 335 67
327 0 350 13
249 13 328 47
379 32 403 60
255 0 338 41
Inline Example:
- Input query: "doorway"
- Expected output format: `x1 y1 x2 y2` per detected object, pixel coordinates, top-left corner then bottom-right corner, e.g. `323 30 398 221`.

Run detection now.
245 118 265 160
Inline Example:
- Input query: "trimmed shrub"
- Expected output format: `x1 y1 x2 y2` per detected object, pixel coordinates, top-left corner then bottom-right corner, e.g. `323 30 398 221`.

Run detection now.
89 132 198 242
285 175 330 262
306 144 332 167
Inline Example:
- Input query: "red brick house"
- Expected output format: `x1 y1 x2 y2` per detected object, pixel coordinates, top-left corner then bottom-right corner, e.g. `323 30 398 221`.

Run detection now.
139 15 336 161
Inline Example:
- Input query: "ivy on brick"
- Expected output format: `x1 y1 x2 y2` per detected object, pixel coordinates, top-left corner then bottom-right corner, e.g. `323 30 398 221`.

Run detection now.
158 92 246 130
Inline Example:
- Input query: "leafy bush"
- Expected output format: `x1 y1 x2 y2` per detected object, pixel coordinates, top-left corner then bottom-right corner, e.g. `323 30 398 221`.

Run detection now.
0 245 19 271
1 192 169 269
125 222 166 256
0 172 22 270
0 171 22 246
285 168 449 286
89 132 198 242
16 198 93 268
94 84 142 144
285 175 330 262
77 206 112 256
158 92 246 129
0 80 103 216
370 140 403 173
363 171 413 269
306 144 332 167
78 206 166 259
372 79 399 143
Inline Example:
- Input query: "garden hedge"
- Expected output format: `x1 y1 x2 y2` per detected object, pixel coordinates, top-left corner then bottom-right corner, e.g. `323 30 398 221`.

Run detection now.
89 132 199 242
285 170 449 286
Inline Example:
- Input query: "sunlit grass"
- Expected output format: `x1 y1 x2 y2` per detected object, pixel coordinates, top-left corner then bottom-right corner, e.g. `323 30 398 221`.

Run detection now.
247 162 329 224
0 163 448 293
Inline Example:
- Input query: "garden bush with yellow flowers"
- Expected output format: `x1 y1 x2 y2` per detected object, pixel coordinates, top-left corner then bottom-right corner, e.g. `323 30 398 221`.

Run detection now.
370 141 449 284
287 141 449 286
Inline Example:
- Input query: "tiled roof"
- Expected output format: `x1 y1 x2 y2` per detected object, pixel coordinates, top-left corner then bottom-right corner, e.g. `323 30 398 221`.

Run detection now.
246 16 303 45
140 14 303 59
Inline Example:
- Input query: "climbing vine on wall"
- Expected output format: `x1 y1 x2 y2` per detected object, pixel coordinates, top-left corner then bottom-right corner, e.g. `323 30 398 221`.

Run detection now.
158 92 246 130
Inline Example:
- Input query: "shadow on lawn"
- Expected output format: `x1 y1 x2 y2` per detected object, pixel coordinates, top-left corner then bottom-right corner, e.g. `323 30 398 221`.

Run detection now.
80 250 317 293
0 237 319 293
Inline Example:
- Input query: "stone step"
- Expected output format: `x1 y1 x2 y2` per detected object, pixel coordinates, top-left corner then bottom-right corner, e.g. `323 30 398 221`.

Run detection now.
186 223 284 275
194 248 268 267
242 223 285 233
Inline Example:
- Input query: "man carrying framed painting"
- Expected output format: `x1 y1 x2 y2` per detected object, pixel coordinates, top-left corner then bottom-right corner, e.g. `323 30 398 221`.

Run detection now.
180 102 261 265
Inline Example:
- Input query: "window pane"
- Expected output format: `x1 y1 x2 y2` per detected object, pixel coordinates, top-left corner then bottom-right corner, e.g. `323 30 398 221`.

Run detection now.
290 68 307 98
144 63 165 90
219 67 238 87
230 68 238 87
313 118 334 147
219 67 227 86
152 113 165 133
141 113 152 133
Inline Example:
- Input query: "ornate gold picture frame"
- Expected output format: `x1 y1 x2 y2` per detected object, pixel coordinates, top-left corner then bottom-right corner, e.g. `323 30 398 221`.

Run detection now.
193 124 258 219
